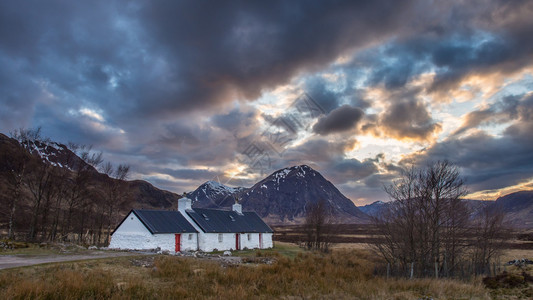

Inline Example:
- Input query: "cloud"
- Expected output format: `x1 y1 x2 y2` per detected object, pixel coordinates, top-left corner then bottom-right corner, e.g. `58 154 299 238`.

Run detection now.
1 0 533 202
125 0 419 118
401 93 533 193
329 158 379 183
378 98 442 141
313 105 364 135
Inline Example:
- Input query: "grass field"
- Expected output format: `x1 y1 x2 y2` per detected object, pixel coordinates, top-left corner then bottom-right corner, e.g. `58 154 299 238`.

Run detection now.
0 242 507 299
1 231 532 299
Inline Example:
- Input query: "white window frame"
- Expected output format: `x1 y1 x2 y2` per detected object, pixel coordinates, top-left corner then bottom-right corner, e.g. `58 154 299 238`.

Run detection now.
218 233 223 242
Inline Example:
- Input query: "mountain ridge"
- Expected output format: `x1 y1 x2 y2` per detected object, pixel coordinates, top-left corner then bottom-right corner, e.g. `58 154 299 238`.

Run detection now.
189 165 369 224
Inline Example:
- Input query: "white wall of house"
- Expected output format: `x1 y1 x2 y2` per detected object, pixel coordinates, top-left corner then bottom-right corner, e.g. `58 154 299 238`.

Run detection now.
109 211 198 252
262 233 274 249
238 233 259 250
238 232 272 249
197 232 273 252
198 233 238 252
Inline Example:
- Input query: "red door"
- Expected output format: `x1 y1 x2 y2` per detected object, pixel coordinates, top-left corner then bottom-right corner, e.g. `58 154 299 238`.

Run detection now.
175 234 181 252
259 233 263 249
235 234 240 250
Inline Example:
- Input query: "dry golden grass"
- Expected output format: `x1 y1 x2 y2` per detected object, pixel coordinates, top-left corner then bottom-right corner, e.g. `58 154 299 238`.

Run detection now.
0 247 496 300
499 249 533 263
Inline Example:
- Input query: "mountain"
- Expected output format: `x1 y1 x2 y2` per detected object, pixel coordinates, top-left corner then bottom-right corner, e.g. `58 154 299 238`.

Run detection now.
359 201 388 217
494 191 533 228
128 180 181 209
357 192 533 229
189 165 369 224
188 180 244 208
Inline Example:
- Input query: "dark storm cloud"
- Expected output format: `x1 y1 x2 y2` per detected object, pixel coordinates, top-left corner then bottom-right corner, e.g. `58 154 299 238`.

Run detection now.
342 0 533 94
281 138 353 166
359 40 433 90
330 158 379 183
155 121 239 167
1 0 532 199
304 75 370 113
379 97 441 141
313 105 364 135
0 0 419 149
130 0 417 117
211 107 260 138
403 93 533 192
304 77 341 113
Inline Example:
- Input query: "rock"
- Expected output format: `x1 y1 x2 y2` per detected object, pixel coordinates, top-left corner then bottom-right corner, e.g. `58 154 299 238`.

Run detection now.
116 282 127 290
193 268 205 275
223 250 232 256
88 245 98 250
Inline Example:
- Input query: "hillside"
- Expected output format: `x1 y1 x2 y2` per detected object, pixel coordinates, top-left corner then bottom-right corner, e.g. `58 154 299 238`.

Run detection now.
0 132 184 242
495 191 533 228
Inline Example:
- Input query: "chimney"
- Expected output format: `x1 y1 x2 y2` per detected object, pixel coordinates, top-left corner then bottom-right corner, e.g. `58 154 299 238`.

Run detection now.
178 195 192 212
232 196 242 214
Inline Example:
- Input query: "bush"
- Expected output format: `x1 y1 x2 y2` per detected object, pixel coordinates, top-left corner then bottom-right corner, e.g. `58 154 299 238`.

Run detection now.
483 272 528 289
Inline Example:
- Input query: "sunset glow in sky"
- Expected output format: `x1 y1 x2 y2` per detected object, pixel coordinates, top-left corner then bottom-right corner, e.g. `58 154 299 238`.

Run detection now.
1 1 533 205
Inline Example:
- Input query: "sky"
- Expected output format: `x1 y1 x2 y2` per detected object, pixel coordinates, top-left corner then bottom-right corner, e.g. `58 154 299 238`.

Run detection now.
1 0 533 205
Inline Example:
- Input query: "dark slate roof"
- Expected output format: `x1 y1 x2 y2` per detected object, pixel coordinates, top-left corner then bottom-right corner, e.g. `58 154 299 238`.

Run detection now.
187 208 273 233
131 209 198 234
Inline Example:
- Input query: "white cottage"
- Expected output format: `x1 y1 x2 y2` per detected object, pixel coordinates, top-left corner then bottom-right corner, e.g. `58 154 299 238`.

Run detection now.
109 197 273 252
108 209 198 252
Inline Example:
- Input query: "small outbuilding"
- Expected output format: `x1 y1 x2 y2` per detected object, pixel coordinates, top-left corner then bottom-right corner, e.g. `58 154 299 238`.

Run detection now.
109 197 273 252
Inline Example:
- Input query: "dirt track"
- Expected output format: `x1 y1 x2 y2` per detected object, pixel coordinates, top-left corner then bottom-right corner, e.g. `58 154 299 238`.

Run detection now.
0 251 149 270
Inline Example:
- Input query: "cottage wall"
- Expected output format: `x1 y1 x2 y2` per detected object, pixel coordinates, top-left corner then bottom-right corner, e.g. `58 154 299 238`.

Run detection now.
238 233 258 249
198 233 240 252
109 211 153 250
109 211 198 252
262 233 274 248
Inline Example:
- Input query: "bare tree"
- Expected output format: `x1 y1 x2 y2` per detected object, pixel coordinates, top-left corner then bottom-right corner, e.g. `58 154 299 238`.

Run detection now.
9 128 54 241
1 146 29 240
304 199 336 252
62 143 102 242
102 162 130 245
373 161 469 277
470 204 508 274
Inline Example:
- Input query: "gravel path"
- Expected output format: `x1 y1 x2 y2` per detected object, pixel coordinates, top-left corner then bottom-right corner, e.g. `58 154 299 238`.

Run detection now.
0 251 150 270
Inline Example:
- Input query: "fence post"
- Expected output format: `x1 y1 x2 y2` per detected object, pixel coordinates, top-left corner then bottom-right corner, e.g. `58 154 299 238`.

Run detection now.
435 262 438 279
386 263 390 279
410 262 414 279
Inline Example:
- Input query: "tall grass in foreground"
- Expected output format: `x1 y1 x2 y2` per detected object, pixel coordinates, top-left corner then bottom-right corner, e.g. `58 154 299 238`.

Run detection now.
0 250 490 299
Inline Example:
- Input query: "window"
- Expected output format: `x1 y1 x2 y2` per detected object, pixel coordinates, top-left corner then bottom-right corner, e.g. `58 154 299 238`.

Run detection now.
247 234 251 241
188 234 193 240
218 234 223 242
